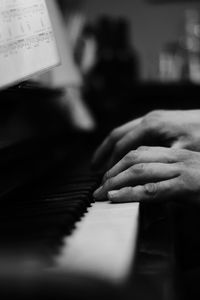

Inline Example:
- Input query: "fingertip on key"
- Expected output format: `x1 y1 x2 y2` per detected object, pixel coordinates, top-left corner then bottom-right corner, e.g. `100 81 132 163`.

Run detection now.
93 185 103 199
108 190 119 201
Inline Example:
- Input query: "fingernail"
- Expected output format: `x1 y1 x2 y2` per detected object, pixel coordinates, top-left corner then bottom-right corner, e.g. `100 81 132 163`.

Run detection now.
93 186 103 198
108 190 119 200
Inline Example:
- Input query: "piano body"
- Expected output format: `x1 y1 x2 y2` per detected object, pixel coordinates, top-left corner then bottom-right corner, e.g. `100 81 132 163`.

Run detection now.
0 82 178 300
0 0 143 297
1 81 200 300
0 1 199 299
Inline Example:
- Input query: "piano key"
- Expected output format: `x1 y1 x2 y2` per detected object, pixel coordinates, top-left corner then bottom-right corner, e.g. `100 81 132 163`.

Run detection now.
41 182 98 196
54 201 140 283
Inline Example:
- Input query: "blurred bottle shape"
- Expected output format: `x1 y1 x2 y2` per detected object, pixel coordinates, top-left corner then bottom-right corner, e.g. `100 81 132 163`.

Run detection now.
78 15 140 130
159 9 200 84
86 16 140 91
159 42 187 82
184 9 200 83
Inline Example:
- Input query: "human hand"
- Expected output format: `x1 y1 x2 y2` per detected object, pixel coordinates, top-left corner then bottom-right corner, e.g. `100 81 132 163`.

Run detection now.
93 146 200 204
92 110 200 170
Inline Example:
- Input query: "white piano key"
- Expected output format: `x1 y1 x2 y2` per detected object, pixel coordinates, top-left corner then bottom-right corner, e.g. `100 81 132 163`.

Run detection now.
54 202 139 283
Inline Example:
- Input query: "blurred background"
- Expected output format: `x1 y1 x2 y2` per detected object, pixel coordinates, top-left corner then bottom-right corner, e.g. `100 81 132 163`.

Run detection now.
52 0 200 133
56 0 200 81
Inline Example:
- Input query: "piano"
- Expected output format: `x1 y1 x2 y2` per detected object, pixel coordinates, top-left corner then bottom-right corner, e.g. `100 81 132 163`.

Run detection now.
0 85 177 299
0 1 197 298
1 81 200 300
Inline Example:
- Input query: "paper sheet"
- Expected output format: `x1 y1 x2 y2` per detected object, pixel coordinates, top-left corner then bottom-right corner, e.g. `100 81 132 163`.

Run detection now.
0 0 60 89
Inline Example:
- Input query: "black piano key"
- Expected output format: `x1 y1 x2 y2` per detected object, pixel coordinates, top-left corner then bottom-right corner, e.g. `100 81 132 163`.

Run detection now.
41 182 98 195
0 215 77 239
0 166 102 259
40 191 91 199
0 206 84 221
40 193 93 205
7 198 88 211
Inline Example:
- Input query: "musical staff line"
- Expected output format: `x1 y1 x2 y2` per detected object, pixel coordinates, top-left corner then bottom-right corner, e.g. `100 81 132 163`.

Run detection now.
0 0 60 89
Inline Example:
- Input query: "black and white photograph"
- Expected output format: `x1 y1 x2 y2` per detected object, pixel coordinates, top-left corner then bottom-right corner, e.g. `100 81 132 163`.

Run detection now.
0 0 200 299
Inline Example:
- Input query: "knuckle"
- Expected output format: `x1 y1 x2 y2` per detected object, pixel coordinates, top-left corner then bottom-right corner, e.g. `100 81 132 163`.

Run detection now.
124 153 132 164
142 110 162 131
144 183 158 196
130 163 145 175
148 110 163 118
105 178 114 188
104 171 110 181
125 150 138 162
172 148 190 160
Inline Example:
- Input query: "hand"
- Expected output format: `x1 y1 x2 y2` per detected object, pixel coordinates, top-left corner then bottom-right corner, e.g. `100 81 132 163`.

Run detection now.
93 146 200 204
92 110 200 170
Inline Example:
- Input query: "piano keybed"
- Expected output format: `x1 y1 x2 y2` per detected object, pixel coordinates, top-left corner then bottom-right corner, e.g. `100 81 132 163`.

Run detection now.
0 148 176 300
0 167 102 260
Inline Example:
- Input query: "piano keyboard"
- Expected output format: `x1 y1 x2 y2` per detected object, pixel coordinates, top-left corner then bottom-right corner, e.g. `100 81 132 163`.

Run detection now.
0 164 139 286
55 201 139 283
0 171 101 246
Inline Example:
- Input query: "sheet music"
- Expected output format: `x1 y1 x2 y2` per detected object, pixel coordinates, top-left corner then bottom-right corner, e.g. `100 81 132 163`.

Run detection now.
0 0 60 89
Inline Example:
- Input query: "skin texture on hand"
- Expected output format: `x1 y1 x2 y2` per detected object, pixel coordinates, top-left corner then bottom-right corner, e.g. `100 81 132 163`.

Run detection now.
92 110 200 170
93 146 200 205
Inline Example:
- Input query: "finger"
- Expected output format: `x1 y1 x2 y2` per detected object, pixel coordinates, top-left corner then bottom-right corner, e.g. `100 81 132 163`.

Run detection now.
92 118 142 168
112 117 142 136
108 178 181 203
92 136 113 169
172 140 187 149
103 146 177 182
94 162 180 200
107 123 150 169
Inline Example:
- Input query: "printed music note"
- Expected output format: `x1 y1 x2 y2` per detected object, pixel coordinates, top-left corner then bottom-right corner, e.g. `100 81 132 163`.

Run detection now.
0 0 60 89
